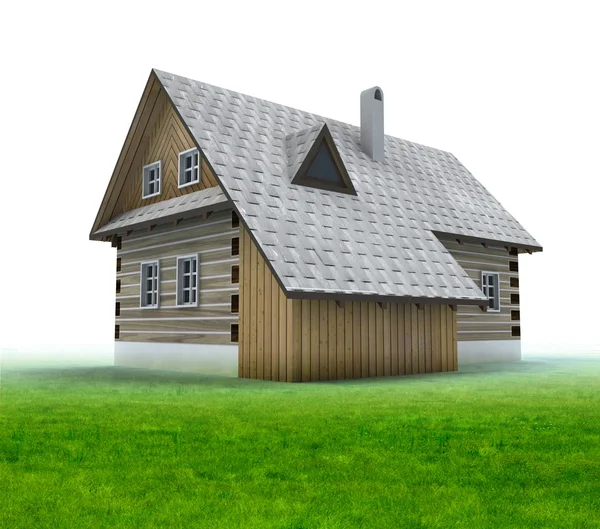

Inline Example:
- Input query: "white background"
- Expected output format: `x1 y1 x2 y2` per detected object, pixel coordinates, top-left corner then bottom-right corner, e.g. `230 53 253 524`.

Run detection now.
1 1 599 362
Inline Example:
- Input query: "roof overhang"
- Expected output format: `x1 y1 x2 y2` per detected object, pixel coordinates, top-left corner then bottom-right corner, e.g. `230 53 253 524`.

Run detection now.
90 187 230 241
284 288 488 308
432 231 543 254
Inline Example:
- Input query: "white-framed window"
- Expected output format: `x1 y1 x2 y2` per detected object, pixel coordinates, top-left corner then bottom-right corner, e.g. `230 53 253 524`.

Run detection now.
178 148 200 187
481 271 500 312
142 161 161 198
140 260 160 308
176 254 199 307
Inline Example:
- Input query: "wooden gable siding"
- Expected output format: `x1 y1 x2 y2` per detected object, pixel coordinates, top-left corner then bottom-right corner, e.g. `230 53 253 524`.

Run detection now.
437 236 520 341
114 92 219 216
239 226 457 382
115 210 239 344
93 73 220 232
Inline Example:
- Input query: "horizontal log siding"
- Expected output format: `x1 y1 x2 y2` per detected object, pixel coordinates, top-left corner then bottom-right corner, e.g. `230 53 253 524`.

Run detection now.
116 210 239 344
114 91 219 217
239 227 457 382
438 237 520 341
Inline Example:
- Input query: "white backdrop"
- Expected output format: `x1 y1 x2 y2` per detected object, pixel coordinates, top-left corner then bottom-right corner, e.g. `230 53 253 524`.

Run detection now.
1 1 598 360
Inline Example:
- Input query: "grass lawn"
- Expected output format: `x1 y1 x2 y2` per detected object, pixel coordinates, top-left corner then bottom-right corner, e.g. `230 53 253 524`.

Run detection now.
1 356 599 528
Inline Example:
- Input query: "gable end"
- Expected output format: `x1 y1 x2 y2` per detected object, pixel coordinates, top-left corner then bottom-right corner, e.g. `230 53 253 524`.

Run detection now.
90 71 221 238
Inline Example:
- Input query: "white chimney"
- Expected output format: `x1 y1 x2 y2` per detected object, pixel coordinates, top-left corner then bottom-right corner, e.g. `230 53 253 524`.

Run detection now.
360 86 384 162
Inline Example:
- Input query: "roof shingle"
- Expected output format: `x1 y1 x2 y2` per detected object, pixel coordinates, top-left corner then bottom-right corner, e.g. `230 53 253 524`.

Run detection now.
149 69 541 303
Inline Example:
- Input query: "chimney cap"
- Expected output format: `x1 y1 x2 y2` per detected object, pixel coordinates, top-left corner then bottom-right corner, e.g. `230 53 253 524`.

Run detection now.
361 86 384 102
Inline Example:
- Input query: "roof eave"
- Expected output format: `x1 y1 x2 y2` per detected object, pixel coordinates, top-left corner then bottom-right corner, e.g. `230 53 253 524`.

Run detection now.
89 200 232 241
284 289 488 307
432 230 543 253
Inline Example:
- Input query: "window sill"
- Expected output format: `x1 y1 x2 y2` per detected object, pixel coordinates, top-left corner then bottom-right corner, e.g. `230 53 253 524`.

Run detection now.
178 180 200 189
142 191 161 199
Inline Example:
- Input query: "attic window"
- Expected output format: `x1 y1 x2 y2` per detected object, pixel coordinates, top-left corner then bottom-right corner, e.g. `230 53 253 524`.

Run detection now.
142 161 161 198
374 89 382 101
291 124 356 195
178 148 200 187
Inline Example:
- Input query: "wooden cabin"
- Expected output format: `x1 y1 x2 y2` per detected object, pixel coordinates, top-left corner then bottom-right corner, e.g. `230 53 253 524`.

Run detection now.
90 70 542 381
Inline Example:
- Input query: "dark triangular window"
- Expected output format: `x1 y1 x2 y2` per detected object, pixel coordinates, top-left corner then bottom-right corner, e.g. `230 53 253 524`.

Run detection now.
306 141 345 185
290 124 357 195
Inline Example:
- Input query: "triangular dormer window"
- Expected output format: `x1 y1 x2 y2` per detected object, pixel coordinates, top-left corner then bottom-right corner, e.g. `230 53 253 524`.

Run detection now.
306 142 345 185
290 124 356 195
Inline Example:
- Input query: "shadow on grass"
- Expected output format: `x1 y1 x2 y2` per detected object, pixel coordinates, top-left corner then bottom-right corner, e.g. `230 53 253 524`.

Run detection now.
1 366 261 388
3 356 598 389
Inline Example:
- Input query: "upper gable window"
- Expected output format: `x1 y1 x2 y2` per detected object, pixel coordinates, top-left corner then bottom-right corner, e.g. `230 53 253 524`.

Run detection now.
178 148 200 187
142 161 161 199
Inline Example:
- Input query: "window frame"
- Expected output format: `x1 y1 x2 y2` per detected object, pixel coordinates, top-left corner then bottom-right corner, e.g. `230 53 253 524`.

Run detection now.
178 148 200 188
176 254 199 307
142 161 162 199
140 260 160 309
291 124 357 196
481 271 500 312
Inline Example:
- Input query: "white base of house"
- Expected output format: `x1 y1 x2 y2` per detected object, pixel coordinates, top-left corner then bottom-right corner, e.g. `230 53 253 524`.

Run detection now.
458 339 521 365
114 341 239 376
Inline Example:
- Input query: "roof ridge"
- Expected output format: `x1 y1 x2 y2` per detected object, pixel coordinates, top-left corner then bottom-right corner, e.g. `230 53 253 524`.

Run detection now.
152 68 456 159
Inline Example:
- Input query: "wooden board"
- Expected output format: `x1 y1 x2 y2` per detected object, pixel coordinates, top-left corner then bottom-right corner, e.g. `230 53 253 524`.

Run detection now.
116 212 238 345
437 236 520 342
237 227 460 382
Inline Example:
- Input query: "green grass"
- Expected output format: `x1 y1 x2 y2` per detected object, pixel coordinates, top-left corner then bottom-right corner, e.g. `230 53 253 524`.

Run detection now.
1 357 599 528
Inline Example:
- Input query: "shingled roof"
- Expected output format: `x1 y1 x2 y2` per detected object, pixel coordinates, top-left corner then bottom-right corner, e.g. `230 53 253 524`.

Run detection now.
119 69 542 304
93 186 229 238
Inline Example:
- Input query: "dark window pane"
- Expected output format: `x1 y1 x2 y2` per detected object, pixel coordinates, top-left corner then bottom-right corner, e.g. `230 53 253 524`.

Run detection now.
306 142 344 184
184 261 190 273
184 276 190 288
193 153 199 166
185 155 192 169
184 290 190 303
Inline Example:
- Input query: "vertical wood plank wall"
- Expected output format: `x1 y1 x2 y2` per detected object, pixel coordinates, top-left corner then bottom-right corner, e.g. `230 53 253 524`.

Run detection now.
292 300 457 382
239 227 458 382
239 226 299 382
